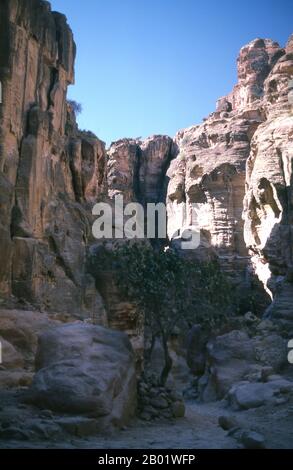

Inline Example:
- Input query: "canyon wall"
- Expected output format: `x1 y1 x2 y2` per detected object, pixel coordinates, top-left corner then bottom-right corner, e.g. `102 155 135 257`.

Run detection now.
107 136 177 204
166 39 282 272
0 2 292 431
0 0 107 319
243 35 293 332
0 0 292 335
167 37 293 324
0 0 178 339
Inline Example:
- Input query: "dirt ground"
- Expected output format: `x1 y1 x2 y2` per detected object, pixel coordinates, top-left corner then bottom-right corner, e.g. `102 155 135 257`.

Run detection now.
1 397 292 449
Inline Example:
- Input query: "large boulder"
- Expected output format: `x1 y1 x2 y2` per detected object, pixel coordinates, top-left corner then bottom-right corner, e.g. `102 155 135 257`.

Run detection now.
201 329 287 400
27 323 137 427
228 378 293 410
0 308 61 388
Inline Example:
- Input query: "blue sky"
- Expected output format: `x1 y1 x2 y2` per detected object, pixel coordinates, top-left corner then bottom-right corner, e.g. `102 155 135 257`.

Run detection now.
51 0 293 146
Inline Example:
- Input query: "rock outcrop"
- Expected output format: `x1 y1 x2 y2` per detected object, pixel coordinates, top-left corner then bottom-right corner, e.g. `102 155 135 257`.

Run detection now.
107 135 177 204
96 136 177 339
166 37 293 325
200 326 287 401
242 36 293 332
0 0 106 318
1 0 293 439
166 39 287 286
0 308 60 388
27 323 137 426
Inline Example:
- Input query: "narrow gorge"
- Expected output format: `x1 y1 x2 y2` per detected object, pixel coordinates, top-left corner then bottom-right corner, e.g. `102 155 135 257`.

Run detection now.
0 0 293 449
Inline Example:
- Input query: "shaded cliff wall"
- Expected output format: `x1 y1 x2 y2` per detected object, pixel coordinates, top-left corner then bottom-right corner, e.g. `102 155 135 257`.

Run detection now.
0 0 107 319
97 135 177 337
1 0 292 333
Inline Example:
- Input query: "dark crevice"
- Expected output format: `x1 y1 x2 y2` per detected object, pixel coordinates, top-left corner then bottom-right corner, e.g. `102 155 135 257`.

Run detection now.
133 145 142 202
48 235 78 287
157 141 178 204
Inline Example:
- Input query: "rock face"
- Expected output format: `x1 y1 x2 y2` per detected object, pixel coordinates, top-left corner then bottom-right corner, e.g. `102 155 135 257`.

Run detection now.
166 37 293 308
166 39 281 278
28 323 137 426
107 135 177 204
200 327 287 401
97 135 177 337
0 308 60 388
242 36 293 332
0 0 107 317
1 0 293 430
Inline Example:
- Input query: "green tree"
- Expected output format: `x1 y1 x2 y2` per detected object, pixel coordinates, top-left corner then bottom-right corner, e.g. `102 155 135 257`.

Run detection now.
88 242 233 385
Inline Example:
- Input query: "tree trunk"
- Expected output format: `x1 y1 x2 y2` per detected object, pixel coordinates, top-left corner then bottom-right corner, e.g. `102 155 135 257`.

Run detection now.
144 329 156 369
160 333 172 386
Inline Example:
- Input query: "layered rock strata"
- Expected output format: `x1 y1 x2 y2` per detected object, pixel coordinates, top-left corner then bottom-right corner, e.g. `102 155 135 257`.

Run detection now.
242 35 293 331
0 0 107 318
166 38 293 330
0 1 293 408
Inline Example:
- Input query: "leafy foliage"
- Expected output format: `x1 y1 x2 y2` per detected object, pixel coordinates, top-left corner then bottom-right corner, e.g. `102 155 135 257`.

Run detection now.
68 99 83 115
88 242 234 383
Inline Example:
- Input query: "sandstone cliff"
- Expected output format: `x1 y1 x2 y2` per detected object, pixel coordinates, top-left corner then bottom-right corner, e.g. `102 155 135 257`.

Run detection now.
243 36 293 332
0 0 293 340
0 0 107 319
166 37 293 326
0 0 293 446
107 136 177 204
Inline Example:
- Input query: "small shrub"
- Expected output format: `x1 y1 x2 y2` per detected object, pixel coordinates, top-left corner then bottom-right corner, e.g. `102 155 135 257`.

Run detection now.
68 99 82 115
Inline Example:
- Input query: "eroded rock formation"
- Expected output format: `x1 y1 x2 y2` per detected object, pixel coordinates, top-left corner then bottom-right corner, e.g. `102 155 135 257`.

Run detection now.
0 0 293 439
99 136 177 337
167 39 284 277
27 323 137 425
0 0 107 318
243 36 293 332
107 135 177 204
167 37 293 324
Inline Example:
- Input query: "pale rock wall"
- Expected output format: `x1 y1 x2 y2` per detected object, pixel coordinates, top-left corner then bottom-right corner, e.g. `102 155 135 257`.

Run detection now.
166 37 292 308
243 35 293 332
